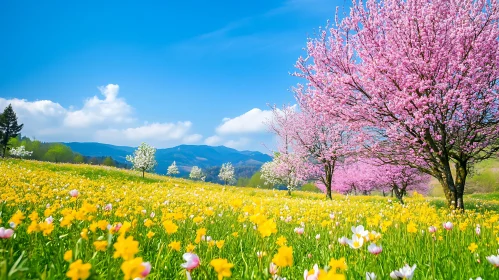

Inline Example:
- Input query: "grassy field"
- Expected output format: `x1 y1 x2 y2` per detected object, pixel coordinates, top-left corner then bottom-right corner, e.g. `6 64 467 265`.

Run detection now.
1 159 499 279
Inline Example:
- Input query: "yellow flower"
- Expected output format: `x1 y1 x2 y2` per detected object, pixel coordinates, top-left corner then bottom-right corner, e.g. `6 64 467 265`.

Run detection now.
80 229 89 240
121 257 145 280
162 220 178 234
119 221 132 235
186 243 196 252
39 221 54 236
210 258 234 280
146 231 155 239
329 257 347 272
89 223 98 233
97 220 109 231
64 250 73 262
144 219 154 227
28 211 39 222
276 236 287 246
193 216 204 223
113 235 139 260
168 241 181 251
407 222 417 233
231 232 239 237
468 242 478 253
208 240 216 247
195 228 207 243
66 260 91 280
258 219 277 238
272 246 293 267
9 210 25 226
93 240 108 252
216 240 225 249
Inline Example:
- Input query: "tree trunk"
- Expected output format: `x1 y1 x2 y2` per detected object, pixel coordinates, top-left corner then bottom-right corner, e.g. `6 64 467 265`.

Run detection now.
393 184 404 204
287 188 291 196
382 190 386 197
1 146 6 158
454 161 467 211
142 170 145 178
324 162 334 200
435 162 459 208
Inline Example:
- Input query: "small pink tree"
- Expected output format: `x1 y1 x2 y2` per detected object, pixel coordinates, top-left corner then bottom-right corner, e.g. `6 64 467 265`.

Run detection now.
329 159 431 203
371 163 431 204
267 103 353 199
295 0 499 209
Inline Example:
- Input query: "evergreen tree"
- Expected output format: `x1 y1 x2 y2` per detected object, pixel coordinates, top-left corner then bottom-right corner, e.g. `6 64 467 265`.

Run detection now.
0 104 23 158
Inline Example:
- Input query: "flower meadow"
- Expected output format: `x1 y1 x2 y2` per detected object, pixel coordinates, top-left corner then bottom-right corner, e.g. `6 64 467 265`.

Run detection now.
1 160 499 279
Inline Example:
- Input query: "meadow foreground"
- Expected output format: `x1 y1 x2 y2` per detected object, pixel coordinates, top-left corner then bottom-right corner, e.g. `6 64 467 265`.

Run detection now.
1 159 499 279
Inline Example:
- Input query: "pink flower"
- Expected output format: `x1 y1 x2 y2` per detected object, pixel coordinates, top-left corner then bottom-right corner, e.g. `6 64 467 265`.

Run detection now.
475 225 481 235
428 226 437 233
368 243 382 255
269 262 278 275
69 189 79 198
181 253 200 271
45 216 54 224
0 227 14 239
443 222 453 230
141 261 151 277
304 264 320 280
338 236 348 245
294 227 305 235
104 204 112 211
150 212 155 218
114 223 122 232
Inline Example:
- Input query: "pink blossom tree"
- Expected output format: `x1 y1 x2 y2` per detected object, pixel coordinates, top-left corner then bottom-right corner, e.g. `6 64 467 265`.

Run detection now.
327 159 431 203
295 0 499 209
267 103 353 199
371 163 431 204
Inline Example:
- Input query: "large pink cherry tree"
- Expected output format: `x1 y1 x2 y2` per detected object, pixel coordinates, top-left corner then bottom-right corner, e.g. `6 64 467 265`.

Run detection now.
295 0 499 209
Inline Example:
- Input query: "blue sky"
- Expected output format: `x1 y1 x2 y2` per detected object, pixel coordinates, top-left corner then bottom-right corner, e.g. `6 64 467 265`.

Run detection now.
0 0 348 152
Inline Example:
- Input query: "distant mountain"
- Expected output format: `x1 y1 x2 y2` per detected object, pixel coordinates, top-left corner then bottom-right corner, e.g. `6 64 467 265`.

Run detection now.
63 142 272 182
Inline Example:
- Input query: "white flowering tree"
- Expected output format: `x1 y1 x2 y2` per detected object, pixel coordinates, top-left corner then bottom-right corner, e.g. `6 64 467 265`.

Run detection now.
260 155 304 195
167 161 179 176
218 162 235 185
126 142 157 178
189 166 204 181
10 145 33 158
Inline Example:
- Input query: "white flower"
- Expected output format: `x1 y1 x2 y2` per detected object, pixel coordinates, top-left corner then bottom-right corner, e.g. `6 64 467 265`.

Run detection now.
347 234 364 249
351 225 369 239
315 234 321 240
366 272 377 280
486 254 499 267
390 264 416 279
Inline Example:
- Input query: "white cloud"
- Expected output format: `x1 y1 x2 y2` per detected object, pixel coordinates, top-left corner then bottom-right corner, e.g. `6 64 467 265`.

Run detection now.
95 122 203 147
0 84 202 147
224 137 250 150
204 135 222 145
64 84 133 128
216 108 272 135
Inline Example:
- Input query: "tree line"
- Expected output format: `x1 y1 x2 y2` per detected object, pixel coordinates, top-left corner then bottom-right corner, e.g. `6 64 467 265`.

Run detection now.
0 104 122 167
